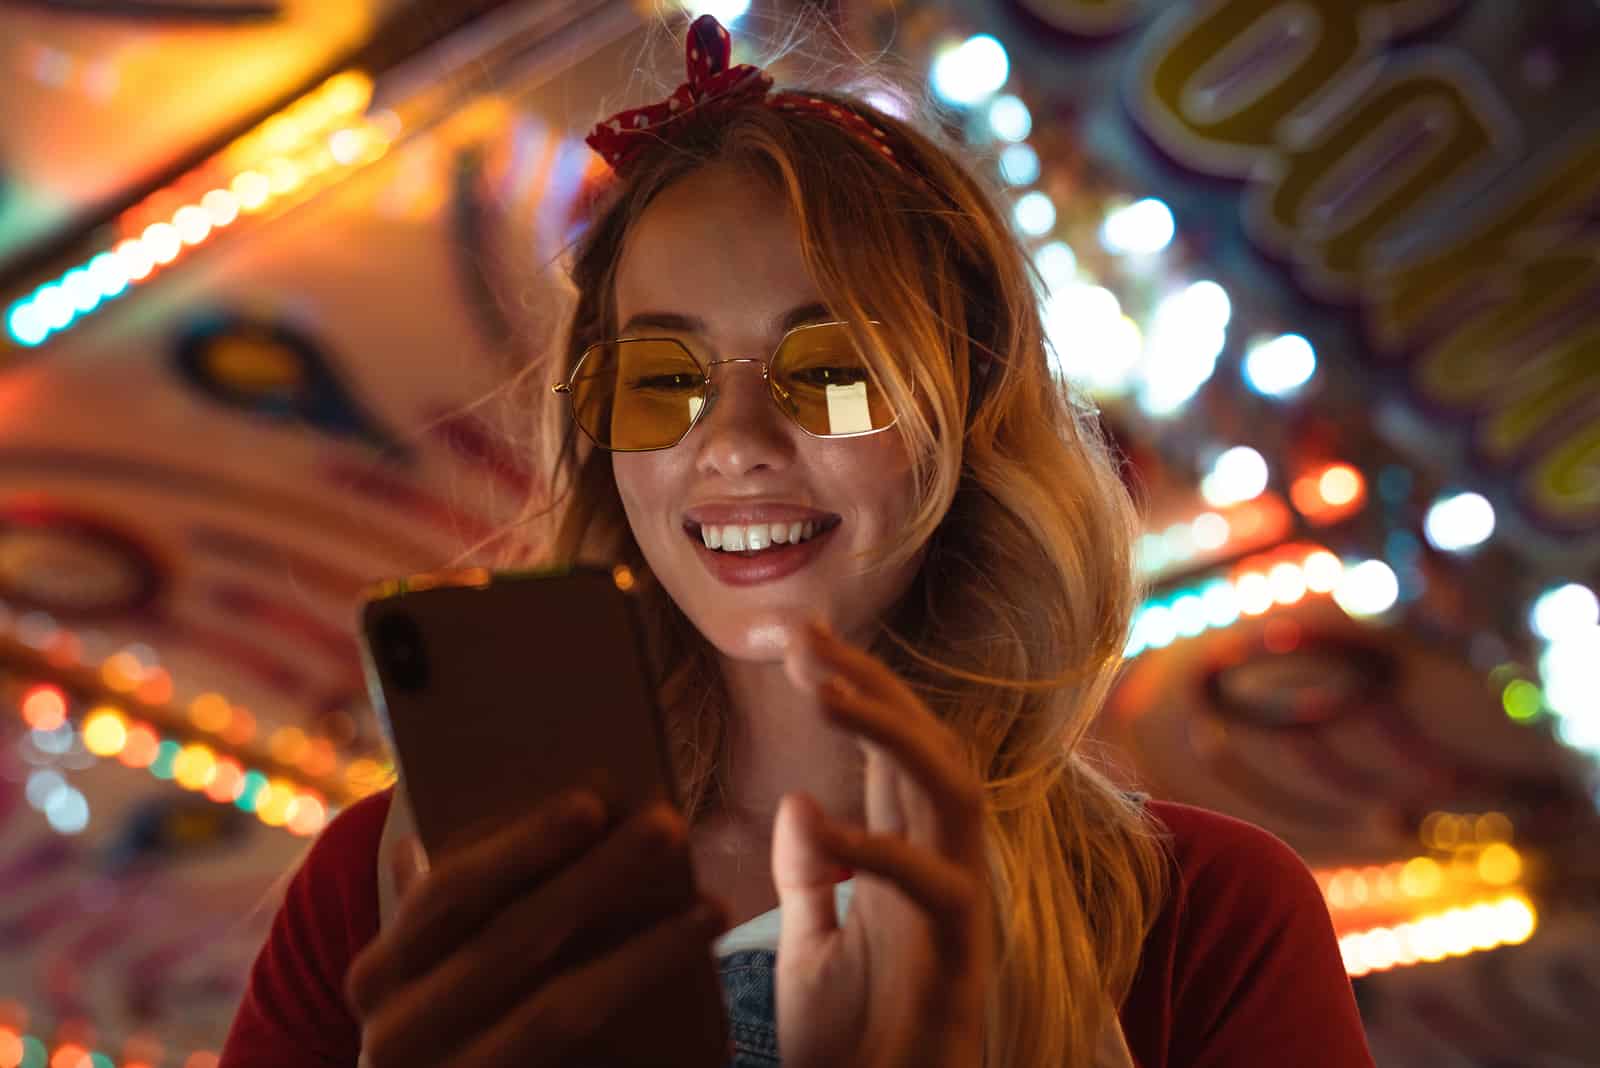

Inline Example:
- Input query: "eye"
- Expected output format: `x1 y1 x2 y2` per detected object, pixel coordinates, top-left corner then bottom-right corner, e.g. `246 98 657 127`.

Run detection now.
627 372 702 391
788 366 869 387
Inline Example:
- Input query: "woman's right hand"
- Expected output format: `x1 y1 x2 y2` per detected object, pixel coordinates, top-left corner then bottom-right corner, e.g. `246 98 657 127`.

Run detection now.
344 790 731 1068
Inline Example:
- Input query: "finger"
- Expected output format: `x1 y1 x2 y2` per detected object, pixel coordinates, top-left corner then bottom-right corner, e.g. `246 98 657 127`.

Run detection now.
817 674 981 853
346 789 606 1019
391 834 429 899
800 619 913 707
772 792 848 945
358 803 694 1065
814 816 982 968
447 896 729 1068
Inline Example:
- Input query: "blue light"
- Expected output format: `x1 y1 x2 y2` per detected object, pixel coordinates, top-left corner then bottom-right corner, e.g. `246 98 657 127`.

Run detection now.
931 35 1010 107
1243 333 1317 397
999 143 1039 186
8 300 50 346
1202 579 1240 628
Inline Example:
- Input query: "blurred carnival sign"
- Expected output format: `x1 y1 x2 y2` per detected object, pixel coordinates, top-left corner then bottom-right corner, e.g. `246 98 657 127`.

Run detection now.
989 0 1599 564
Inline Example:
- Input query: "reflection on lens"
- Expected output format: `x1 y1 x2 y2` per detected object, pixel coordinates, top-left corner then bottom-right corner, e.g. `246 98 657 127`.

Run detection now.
572 338 705 450
772 323 894 436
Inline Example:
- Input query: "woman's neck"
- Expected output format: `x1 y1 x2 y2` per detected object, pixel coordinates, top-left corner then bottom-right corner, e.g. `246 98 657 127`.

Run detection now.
711 651 866 839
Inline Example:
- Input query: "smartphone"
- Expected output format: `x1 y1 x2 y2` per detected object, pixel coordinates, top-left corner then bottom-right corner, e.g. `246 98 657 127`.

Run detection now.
358 563 680 859
357 563 727 1064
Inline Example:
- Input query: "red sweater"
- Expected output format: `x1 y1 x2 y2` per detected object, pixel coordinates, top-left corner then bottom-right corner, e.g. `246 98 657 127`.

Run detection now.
220 790 1374 1067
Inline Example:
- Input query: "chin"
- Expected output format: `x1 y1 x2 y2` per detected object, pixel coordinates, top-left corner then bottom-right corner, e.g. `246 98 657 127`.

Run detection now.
682 601 808 663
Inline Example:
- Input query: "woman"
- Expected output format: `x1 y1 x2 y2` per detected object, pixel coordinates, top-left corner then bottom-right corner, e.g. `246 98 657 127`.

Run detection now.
221 16 1373 1068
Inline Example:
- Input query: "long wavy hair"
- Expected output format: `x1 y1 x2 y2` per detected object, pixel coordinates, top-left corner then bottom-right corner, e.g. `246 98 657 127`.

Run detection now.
495 58 1167 1068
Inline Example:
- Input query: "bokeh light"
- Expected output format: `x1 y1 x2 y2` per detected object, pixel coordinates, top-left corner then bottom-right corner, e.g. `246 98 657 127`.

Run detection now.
1424 491 1496 553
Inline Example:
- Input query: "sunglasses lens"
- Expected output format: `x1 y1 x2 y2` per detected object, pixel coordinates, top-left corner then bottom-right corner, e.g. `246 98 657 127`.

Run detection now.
770 323 895 436
570 339 706 450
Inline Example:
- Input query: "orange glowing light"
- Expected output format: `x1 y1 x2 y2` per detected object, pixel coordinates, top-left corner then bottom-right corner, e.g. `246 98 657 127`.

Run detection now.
264 158 303 196
135 666 173 705
232 171 271 212
222 705 256 746
1319 464 1363 506
183 1052 221 1068
0 1030 21 1068
50 1044 87 1068
269 726 308 764
201 188 239 227
189 693 231 733
299 738 338 778
101 651 144 692
173 744 218 791
287 794 327 836
83 707 129 757
21 686 67 731
206 757 246 803
257 780 294 826
118 724 160 768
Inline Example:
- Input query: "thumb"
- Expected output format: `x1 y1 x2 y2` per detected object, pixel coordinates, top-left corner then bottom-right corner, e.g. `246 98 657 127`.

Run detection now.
391 833 429 899
773 792 847 945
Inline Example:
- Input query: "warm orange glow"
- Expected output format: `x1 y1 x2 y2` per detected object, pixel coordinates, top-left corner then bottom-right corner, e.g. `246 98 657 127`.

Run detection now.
183 1052 221 1068
83 707 129 757
22 686 68 730
206 757 246 803
257 781 294 826
0 1030 21 1068
135 666 173 705
232 171 270 212
1477 843 1523 886
287 794 328 836
101 651 145 692
222 706 256 746
202 188 240 227
173 744 218 791
1319 464 1363 506
270 726 309 764
119 724 160 768
49 1044 87 1068
189 693 232 733
299 738 338 778
1292 463 1367 523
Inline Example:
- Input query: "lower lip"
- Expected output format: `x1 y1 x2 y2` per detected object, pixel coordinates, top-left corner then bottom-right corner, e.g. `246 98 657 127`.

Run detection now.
689 525 839 587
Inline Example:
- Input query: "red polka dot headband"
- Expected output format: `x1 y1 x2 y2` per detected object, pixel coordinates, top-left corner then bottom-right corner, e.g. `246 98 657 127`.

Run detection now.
585 14 908 180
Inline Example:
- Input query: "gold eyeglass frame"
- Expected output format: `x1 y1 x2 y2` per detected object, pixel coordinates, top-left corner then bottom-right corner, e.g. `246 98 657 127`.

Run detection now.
551 319 898 452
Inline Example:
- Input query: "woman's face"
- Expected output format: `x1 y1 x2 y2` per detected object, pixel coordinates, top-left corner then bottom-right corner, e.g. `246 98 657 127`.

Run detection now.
610 164 927 660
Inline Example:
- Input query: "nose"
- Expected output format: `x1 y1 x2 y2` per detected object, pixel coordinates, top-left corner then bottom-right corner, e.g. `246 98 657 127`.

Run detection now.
690 358 795 477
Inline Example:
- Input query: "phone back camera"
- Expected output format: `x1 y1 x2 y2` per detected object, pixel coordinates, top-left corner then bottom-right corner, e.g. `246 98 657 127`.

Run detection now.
374 613 430 692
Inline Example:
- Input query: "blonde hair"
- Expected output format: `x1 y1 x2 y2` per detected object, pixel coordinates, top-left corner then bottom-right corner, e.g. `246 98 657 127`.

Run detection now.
496 60 1168 1068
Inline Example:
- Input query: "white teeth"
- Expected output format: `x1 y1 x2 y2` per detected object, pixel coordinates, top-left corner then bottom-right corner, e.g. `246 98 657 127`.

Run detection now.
698 521 831 553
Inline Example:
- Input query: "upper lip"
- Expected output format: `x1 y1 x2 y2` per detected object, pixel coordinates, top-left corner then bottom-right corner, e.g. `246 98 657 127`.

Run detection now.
683 501 840 529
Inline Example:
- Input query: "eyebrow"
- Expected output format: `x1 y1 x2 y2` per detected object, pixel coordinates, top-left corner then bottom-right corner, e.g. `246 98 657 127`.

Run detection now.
618 301 834 337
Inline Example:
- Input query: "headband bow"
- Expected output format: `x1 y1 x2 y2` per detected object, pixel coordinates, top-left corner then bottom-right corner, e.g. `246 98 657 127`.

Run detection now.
586 14 905 178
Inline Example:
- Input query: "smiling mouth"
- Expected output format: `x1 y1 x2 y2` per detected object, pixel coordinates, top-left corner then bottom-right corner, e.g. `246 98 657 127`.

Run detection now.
684 516 842 554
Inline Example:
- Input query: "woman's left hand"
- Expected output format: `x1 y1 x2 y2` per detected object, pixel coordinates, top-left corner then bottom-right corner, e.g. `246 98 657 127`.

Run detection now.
773 620 992 1068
